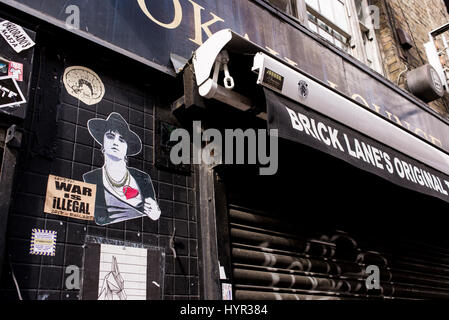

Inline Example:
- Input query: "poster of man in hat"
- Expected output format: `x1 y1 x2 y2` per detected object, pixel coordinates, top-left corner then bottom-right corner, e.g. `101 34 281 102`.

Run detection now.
83 112 161 226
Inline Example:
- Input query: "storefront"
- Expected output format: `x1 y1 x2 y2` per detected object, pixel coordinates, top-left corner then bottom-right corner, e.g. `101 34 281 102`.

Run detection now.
0 0 449 301
186 30 449 300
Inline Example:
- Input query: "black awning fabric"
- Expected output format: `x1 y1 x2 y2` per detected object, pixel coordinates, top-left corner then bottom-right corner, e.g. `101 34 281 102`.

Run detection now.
265 88 449 204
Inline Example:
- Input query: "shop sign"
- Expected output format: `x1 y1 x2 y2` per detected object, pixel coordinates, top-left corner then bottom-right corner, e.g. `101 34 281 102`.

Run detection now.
266 88 449 204
5 0 449 152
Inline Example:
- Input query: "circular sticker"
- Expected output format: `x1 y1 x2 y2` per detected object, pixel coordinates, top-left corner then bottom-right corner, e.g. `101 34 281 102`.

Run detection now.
63 66 105 106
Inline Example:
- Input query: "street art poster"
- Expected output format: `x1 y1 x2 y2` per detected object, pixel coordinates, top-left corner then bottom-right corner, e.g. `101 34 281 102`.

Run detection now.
82 242 164 300
222 283 233 300
63 66 105 106
44 175 96 221
83 112 161 226
29 229 57 256
0 75 26 108
8 61 23 81
0 20 35 53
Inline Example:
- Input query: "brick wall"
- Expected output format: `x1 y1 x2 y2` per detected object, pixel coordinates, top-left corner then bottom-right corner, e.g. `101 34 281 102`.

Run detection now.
374 0 449 115
0 31 200 300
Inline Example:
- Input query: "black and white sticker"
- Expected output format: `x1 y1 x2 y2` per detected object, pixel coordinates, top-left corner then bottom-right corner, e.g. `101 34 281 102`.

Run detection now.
0 76 26 108
63 66 105 106
0 20 35 53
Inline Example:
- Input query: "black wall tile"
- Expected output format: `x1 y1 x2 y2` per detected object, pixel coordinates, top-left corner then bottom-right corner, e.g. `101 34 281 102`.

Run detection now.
57 121 76 142
66 223 87 245
51 159 72 178
97 99 114 116
64 245 83 267
74 144 93 165
55 139 74 161
173 203 188 220
174 220 188 238
174 275 189 295
39 266 63 290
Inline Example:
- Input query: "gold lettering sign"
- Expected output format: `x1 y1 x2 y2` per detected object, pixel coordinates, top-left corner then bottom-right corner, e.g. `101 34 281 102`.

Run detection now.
44 175 96 221
188 0 224 45
137 0 183 29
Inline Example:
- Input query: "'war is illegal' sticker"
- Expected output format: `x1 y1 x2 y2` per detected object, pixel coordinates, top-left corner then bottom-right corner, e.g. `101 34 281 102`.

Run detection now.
44 175 96 221
30 229 57 256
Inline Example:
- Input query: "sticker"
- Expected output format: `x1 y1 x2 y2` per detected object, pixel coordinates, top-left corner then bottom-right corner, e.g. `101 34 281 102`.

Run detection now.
0 62 7 74
8 61 23 82
263 68 284 91
44 175 96 221
83 112 161 226
0 76 26 108
219 264 227 280
63 66 105 106
222 283 233 300
0 20 35 53
30 229 57 256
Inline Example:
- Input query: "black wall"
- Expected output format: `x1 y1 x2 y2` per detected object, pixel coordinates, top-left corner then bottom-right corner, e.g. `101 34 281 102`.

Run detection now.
0 16 200 300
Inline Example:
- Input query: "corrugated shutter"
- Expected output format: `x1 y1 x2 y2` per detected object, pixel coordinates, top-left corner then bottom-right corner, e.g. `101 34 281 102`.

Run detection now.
229 206 449 300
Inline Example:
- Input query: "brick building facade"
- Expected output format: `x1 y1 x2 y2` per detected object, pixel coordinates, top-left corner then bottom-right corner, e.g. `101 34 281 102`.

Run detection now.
375 0 449 114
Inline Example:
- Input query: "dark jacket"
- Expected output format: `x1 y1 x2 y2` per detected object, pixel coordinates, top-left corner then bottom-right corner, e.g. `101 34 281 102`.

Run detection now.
83 167 156 226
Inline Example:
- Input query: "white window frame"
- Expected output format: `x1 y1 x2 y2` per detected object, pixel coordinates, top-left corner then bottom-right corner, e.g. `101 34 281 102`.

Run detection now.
265 0 385 75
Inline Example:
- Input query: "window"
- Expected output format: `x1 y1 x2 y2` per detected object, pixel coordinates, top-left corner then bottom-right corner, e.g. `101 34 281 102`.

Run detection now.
305 0 352 53
266 0 384 75
354 0 384 74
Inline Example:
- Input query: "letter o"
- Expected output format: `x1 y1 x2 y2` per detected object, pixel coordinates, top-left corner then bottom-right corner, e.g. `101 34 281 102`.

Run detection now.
137 0 182 29
394 158 405 178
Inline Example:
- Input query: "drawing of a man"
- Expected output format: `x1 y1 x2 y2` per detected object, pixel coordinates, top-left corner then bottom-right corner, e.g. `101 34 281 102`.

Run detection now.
83 112 161 226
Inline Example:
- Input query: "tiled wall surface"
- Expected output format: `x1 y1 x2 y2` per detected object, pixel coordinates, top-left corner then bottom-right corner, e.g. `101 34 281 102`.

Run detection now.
0 45 199 300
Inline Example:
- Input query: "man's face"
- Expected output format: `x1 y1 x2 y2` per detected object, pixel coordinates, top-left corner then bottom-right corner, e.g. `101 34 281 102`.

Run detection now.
103 130 128 161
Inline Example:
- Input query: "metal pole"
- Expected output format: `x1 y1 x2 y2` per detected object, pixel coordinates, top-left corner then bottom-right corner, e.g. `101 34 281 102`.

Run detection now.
0 124 22 278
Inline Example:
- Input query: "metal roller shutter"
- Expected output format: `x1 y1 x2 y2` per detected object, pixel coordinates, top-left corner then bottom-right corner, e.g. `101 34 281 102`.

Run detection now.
229 206 449 300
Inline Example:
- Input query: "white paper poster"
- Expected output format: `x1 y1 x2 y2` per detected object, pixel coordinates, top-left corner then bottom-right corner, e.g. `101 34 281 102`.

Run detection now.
0 20 35 53
98 244 148 300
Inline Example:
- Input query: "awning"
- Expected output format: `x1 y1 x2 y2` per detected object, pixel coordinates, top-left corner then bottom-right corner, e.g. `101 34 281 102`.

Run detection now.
265 87 449 203
191 29 449 204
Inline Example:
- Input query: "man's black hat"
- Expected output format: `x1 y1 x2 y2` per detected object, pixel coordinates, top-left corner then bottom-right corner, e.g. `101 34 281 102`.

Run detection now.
87 112 142 156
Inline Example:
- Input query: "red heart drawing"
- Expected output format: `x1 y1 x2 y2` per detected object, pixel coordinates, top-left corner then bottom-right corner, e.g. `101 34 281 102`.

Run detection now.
123 186 139 200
